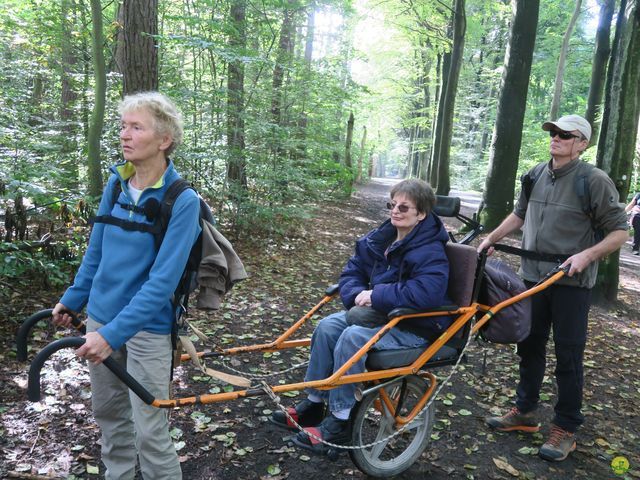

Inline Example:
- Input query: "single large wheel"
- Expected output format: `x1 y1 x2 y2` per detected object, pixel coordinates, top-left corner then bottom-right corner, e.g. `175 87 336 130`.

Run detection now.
348 375 435 477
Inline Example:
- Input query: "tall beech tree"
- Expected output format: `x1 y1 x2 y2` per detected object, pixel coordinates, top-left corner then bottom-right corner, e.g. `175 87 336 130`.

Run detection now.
345 111 355 189
480 0 540 230
120 0 158 95
86 0 106 197
549 0 582 120
593 0 640 301
434 0 466 195
585 0 615 145
59 0 79 188
226 0 248 194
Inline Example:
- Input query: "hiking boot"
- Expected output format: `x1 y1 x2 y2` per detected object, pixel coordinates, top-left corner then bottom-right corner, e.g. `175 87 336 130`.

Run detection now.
485 407 540 432
292 414 350 454
538 424 576 461
270 399 325 430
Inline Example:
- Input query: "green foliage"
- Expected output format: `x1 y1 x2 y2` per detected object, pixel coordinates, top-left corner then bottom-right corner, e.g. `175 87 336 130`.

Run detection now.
0 238 82 289
0 0 627 252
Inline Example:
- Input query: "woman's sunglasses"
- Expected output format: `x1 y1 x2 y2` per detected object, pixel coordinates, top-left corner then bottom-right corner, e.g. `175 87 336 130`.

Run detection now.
549 130 579 140
387 202 416 213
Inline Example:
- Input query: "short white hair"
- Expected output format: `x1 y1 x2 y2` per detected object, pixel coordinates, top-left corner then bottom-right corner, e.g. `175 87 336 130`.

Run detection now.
118 92 183 156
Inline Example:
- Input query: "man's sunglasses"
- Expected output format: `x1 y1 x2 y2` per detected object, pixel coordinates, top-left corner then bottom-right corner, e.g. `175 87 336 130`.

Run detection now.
387 202 416 213
549 130 579 140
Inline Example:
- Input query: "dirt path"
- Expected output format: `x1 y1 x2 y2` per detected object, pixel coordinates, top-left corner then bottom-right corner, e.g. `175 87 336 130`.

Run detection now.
1 179 638 479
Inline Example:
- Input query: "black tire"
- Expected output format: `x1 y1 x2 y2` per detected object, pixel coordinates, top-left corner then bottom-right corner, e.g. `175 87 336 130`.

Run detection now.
348 375 435 477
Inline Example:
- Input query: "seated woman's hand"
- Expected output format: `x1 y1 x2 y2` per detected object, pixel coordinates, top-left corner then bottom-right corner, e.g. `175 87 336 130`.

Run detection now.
354 290 373 307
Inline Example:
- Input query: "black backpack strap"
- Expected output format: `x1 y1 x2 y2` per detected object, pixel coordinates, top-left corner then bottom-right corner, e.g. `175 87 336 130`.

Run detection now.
156 178 193 248
90 215 163 235
574 162 603 241
111 181 122 208
88 180 122 228
493 243 570 263
574 162 593 216
521 162 547 203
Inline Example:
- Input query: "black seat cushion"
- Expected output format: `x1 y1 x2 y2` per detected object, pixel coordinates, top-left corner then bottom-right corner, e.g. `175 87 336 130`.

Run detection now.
366 344 459 370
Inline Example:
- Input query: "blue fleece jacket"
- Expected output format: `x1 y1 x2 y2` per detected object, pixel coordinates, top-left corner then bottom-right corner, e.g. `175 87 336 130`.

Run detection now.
338 213 452 338
60 161 201 350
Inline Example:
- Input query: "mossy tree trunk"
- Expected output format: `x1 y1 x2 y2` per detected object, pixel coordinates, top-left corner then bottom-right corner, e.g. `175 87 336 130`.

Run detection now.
585 0 615 146
87 0 106 198
593 0 640 302
480 0 540 230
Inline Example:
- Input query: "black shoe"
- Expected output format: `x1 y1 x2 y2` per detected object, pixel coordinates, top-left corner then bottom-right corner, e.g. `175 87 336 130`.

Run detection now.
269 399 325 430
292 414 350 454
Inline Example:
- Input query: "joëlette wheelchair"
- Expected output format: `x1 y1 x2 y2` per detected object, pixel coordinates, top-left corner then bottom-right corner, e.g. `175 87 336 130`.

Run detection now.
18 196 567 478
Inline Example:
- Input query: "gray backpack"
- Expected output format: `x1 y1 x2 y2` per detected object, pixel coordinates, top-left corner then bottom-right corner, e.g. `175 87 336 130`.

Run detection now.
478 259 531 344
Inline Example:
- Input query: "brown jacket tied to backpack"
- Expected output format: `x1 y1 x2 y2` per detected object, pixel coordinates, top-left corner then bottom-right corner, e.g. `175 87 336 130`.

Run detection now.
196 221 248 309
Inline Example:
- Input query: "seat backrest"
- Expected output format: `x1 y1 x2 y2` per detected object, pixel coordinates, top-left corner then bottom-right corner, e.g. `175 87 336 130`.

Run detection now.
445 242 478 308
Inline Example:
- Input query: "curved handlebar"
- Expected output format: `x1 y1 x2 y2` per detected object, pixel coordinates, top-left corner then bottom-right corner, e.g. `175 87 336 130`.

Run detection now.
27 337 155 405
16 309 85 362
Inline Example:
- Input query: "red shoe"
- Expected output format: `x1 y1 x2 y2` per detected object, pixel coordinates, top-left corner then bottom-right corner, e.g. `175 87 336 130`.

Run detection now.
269 399 325 430
292 414 350 454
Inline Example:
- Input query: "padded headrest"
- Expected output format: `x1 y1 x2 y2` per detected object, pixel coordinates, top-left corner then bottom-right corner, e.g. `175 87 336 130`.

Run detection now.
445 242 477 308
434 196 461 217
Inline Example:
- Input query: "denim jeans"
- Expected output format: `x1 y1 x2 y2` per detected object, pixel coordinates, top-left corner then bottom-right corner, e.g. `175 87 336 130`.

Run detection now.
304 311 429 412
515 284 591 433
632 215 640 250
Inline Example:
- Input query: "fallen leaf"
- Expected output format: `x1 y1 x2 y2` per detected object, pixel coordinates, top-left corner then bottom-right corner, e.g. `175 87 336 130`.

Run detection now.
493 457 519 477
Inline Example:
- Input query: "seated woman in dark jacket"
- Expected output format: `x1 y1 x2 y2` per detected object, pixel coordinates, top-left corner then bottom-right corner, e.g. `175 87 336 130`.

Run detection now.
270 179 452 451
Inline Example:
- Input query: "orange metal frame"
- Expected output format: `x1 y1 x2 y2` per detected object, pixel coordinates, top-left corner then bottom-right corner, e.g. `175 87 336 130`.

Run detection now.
153 270 566 429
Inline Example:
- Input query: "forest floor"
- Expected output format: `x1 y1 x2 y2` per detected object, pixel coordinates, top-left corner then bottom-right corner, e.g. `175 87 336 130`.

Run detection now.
1 178 639 480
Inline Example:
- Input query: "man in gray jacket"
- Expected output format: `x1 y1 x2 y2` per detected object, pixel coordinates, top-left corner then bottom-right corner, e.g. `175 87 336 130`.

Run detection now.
478 114 628 461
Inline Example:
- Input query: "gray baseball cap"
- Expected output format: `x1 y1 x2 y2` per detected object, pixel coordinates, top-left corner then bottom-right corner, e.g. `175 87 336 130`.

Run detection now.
542 114 591 141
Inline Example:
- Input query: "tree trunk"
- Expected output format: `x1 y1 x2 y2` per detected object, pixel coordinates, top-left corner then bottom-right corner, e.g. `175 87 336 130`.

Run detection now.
585 0 615 146
593 0 640 302
429 52 448 186
549 0 582 119
271 3 295 125
87 0 106 198
344 112 355 192
345 112 355 169
480 0 540 230
121 0 158 95
296 7 315 135
356 126 367 183
412 45 432 180
226 0 247 193
60 0 79 188
435 0 466 196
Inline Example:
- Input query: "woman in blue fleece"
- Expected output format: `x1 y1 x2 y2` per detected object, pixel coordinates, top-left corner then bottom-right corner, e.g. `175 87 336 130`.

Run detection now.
271 179 452 451
52 92 200 479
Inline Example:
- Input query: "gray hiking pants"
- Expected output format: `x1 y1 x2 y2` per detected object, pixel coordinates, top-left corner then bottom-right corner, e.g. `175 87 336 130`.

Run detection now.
87 318 181 480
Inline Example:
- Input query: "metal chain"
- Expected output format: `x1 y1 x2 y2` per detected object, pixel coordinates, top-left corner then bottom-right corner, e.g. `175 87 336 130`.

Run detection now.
260 333 475 451
221 358 309 379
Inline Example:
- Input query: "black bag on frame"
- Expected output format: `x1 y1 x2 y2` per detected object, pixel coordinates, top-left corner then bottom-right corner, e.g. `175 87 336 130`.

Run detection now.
478 259 532 344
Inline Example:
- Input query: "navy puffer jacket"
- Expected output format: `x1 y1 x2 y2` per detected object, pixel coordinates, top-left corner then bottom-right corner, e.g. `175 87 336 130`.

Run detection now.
338 213 452 339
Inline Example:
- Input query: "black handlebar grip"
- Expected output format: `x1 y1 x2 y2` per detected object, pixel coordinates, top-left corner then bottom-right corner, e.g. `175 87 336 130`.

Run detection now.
27 337 155 405
16 309 53 362
16 309 85 362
